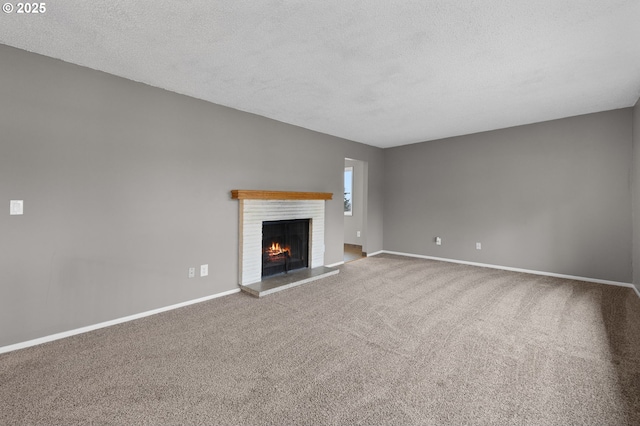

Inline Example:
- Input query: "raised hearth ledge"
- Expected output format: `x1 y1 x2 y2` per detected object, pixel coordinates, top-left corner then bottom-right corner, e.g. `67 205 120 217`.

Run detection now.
240 266 339 298
231 190 332 200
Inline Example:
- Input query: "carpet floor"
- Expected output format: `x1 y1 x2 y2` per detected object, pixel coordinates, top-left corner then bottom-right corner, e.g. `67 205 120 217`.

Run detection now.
1 254 640 425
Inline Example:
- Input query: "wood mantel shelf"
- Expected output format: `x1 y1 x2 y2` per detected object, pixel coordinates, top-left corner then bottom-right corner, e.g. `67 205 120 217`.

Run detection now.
231 190 333 200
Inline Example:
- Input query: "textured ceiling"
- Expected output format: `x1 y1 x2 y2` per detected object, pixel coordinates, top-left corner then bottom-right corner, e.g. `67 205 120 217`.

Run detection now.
1 1 640 148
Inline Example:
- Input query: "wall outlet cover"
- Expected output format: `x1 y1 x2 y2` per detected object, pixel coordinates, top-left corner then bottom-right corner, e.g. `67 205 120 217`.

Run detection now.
188 267 196 278
10 200 23 215
200 264 209 277
476 242 482 250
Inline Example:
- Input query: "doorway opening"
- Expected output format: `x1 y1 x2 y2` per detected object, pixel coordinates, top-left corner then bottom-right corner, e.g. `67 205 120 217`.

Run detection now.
343 158 367 263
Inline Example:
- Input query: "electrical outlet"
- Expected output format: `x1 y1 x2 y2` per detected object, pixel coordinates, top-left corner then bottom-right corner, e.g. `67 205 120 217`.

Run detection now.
476 242 482 250
356 231 361 238
10 200 23 215
200 264 208 277
188 267 196 278
435 237 442 246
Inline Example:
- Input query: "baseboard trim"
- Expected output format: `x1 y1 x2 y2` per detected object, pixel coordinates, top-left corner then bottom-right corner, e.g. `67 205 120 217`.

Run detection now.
4 259 636 355
0 288 241 355
366 250 384 257
381 250 634 289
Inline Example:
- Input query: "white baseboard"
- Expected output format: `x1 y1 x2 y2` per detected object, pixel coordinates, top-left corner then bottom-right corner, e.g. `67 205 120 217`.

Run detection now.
381 250 635 290
4 256 638 355
0 288 241 355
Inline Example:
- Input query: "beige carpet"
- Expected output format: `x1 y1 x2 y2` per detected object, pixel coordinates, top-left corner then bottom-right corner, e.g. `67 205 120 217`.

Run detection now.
1 254 639 425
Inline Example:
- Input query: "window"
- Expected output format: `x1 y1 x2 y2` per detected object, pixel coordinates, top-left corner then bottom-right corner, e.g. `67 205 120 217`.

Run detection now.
344 166 353 216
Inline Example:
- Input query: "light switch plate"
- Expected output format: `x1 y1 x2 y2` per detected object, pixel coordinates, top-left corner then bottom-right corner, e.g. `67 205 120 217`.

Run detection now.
10 200 23 215
200 264 208 277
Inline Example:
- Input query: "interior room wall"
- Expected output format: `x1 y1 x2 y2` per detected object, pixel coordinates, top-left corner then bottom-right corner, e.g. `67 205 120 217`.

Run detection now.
383 109 633 284
0 45 383 348
633 98 640 294
343 159 364 246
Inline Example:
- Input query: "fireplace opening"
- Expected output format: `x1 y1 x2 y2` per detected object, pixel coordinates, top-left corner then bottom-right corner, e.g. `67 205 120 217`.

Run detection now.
262 219 310 278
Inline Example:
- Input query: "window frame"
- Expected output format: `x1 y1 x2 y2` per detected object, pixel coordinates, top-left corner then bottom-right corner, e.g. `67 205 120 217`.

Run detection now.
344 166 353 216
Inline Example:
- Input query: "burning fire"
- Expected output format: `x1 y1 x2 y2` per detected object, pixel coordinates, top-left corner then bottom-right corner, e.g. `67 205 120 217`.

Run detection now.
265 242 290 258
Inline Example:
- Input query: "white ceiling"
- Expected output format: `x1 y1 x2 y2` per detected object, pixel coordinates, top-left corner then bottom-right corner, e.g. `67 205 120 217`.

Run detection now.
1 1 640 148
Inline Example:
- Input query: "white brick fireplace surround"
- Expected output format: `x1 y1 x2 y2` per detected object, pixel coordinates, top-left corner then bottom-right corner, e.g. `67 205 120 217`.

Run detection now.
231 190 335 290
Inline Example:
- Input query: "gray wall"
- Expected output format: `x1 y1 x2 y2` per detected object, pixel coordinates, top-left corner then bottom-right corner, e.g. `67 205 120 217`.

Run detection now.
344 159 365 246
2 42 636 349
633 99 640 293
383 109 633 283
0 45 383 347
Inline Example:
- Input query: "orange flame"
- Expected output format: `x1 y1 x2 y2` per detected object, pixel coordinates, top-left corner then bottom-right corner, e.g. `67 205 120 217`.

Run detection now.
265 242 290 257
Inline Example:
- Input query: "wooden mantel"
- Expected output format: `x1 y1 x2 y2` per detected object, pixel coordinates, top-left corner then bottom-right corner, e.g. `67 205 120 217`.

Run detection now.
231 190 333 201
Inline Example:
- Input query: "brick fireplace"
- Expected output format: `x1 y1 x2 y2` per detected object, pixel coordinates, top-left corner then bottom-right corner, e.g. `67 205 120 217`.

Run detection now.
231 190 339 297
